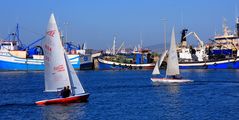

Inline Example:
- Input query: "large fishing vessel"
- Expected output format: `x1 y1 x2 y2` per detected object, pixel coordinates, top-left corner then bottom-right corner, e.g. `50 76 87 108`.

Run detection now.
0 25 92 70
177 18 239 69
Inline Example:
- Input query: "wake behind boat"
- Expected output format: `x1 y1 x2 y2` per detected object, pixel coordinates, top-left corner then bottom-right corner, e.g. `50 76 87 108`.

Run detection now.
35 14 89 106
151 78 192 83
151 28 193 83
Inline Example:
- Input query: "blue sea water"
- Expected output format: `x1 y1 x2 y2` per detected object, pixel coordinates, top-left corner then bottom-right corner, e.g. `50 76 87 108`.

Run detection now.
0 69 239 120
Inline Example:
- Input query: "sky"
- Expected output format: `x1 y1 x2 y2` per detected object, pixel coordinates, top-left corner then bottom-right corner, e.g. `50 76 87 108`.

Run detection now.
0 0 239 49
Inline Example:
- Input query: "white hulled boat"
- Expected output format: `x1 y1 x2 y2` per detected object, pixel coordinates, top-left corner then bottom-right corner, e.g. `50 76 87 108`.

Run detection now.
151 28 193 83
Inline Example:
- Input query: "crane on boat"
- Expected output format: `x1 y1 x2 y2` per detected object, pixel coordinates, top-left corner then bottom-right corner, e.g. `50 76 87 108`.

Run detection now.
183 32 204 48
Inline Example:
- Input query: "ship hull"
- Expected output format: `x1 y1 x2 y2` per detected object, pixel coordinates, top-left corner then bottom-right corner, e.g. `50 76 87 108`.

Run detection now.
35 93 89 106
0 52 81 70
97 58 155 70
179 57 239 69
79 55 93 70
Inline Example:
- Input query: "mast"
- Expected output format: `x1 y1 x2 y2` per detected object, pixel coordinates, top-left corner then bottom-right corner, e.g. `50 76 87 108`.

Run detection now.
236 17 239 36
112 36 116 55
161 19 167 51
140 32 143 49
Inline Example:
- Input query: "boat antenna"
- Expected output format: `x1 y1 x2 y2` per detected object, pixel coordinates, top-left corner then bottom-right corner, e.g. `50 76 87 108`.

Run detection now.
112 35 116 55
161 18 167 51
235 5 238 22
235 5 239 36
15 24 24 49
140 32 143 49
64 21 69 43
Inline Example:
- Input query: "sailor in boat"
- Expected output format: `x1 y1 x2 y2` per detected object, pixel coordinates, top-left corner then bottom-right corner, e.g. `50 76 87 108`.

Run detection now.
60 87 67 98
66 86 71 97
171 75 182 79
60 86 71 98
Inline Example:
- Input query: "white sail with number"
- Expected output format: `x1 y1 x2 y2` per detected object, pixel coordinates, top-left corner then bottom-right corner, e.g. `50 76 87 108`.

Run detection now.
43 13 85 94
44 14 70 92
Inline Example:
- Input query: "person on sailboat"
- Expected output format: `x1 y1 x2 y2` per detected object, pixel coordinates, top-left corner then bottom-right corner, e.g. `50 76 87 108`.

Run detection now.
60 87 67 98
65 86 71 97
172 75 182 79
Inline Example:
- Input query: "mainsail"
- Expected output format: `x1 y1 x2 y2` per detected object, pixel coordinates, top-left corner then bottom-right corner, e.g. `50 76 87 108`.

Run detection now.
44 13 86 95
166 28 180 76
43 14 71 92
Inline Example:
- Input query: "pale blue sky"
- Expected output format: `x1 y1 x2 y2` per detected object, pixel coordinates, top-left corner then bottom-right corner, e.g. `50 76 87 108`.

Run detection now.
0 0 238 49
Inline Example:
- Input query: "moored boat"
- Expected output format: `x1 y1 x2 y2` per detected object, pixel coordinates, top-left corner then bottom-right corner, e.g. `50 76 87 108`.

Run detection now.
0 25 93 70
97 57 155 70
95 36 155 70
0 50 80 70
177 18 239 69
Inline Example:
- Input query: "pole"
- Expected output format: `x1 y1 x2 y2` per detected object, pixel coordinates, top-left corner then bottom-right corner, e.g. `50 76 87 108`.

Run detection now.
64 22 69 43
161 19 167 51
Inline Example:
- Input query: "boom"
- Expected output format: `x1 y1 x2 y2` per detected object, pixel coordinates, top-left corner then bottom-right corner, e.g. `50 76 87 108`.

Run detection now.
184 32 204 48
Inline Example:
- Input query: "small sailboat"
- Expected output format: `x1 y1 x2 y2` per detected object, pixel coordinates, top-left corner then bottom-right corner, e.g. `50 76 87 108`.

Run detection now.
151 28 193 83
35 14 89 105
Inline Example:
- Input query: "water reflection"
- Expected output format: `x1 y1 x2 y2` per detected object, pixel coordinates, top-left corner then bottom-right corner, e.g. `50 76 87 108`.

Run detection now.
152 82 185 119
40 103 86 120
152 82 181 94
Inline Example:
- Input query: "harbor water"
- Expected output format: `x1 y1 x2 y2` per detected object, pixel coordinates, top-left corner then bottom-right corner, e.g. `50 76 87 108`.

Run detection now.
0 70 239 120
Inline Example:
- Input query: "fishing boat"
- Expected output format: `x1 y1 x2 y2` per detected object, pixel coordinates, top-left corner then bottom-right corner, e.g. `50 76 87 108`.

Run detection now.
178 18 239 69
96 37 155 70
97 57 155 70
151 28 192 83
0 24 93 70
0 50 81 70
36 14 89 105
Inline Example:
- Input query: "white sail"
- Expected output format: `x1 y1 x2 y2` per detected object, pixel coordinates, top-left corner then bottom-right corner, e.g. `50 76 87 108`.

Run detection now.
64 52 85 95
152 60 160 75
43 14 71 92
152 50 168 75
166 28 180 76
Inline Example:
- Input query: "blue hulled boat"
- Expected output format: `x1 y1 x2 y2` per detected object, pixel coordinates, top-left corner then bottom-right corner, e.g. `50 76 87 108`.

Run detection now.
177 18 239 69
0 24 92 71
96 49 155 70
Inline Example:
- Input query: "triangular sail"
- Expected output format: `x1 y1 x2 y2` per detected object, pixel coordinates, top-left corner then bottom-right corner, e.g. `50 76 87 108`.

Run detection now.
64 52 85 95
166 28 180 76
43 14 71 92
152 60 160 75
152 50 168 75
